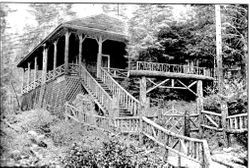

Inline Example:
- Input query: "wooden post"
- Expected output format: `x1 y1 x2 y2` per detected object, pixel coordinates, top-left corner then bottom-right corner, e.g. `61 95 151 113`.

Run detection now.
53 40 58 71
78 34 86 66
42 44 48 84
34 57 37 81
96 36 103 78
221 100 229 146
110 95 119 130
215 5 223 92
27 62 31 85
139 76 147 143
184 110 191 137
197 80 203 138
21 68 25 94
64 31 70 74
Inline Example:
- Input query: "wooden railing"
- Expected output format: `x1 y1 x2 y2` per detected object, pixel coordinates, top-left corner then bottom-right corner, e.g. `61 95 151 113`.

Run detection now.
65 102 212 168
226 113 248 132
136 61 213 77
114 116 141 133
22 63 78 94
65 102 110 130
100 67 140 116
200 110 223 131
142 117 212 168
80 64 113 114
103 67 128 78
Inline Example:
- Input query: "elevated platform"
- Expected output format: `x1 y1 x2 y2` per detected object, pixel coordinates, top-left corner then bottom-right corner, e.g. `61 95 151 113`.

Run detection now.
128 61 214 80
128 70 215 80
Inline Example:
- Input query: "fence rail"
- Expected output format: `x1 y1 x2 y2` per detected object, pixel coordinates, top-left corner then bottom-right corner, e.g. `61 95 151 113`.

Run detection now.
141 117 212 168
103 67 128 78
201 110 223 131
100 67 140 116
226 113 248 132
136 61 213 78
65 102 213 168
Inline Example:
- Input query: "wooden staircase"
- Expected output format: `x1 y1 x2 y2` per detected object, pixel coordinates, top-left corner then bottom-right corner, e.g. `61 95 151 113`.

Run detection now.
79 64 140 117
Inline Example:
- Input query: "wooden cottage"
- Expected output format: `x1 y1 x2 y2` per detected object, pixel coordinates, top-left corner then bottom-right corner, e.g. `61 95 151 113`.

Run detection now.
18 14 214 118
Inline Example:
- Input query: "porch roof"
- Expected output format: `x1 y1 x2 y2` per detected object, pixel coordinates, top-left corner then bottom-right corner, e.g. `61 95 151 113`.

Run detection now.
17 14 127 68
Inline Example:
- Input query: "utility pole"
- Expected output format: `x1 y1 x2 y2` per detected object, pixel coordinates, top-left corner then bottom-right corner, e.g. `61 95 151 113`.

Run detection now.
215 5 229 147
215 5 223 93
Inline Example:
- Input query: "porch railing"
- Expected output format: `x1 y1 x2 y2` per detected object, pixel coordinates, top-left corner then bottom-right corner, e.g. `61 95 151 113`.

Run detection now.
22 63 78 94
136 61 214 78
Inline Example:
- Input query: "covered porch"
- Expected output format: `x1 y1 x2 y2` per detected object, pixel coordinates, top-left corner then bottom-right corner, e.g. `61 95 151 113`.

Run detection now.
17 14 128 94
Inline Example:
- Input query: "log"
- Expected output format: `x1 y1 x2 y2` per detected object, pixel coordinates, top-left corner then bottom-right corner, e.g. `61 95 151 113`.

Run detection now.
128 70 214 80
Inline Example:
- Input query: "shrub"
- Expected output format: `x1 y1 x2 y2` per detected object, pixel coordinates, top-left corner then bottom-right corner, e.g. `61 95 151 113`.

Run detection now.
62 138 134 168
49 121 87 146
62 136 167 168
203 94 221 113
15 109 57 133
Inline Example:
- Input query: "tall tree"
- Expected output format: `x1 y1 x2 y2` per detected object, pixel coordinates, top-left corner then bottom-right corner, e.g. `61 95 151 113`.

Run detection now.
127 4 174 63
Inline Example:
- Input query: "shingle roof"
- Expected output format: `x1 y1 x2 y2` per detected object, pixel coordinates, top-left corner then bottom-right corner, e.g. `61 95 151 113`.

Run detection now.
17 14 127 68
64 14 126 35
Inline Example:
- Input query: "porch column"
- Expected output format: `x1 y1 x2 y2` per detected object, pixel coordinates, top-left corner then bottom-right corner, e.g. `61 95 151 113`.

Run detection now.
197 80 203 138
27 62 31 85
53 40 58 71
64 31 71 74
34 56 37 81
96 36 104 78
21 68 25 94
42 44 48 84
78 34 86 66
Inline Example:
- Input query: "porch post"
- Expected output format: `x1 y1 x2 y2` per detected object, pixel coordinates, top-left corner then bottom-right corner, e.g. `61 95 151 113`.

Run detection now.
64 31 70 74
53 40 58 71
34 56 37 81
42 44 48 84
27 62 31 85
78 34 86 66
197 80 203 138
21 68 25 94
96 36 103 78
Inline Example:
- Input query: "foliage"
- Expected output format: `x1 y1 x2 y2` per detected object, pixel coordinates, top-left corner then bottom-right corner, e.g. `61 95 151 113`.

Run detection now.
221 5 248 79
15 109 57 133
62 136 164 168
50 121 90 146
63 139 133 168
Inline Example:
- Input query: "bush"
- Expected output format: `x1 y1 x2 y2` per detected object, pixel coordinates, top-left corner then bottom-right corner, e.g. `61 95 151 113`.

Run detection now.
15 109 57 133
203 94 221 113
49 121 88 146
62 138 134 168
62 136 166 168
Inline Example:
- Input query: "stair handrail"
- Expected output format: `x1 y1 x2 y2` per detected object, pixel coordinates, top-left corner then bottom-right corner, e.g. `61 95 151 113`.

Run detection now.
142 116 212 168
79 64 113 113
100 67 141 115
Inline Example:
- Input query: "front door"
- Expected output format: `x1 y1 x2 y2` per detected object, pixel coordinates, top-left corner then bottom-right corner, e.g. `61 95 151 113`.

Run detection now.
101 54 110 70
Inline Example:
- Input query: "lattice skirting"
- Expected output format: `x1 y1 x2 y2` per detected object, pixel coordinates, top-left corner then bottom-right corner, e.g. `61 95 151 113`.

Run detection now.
20 75 86 118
